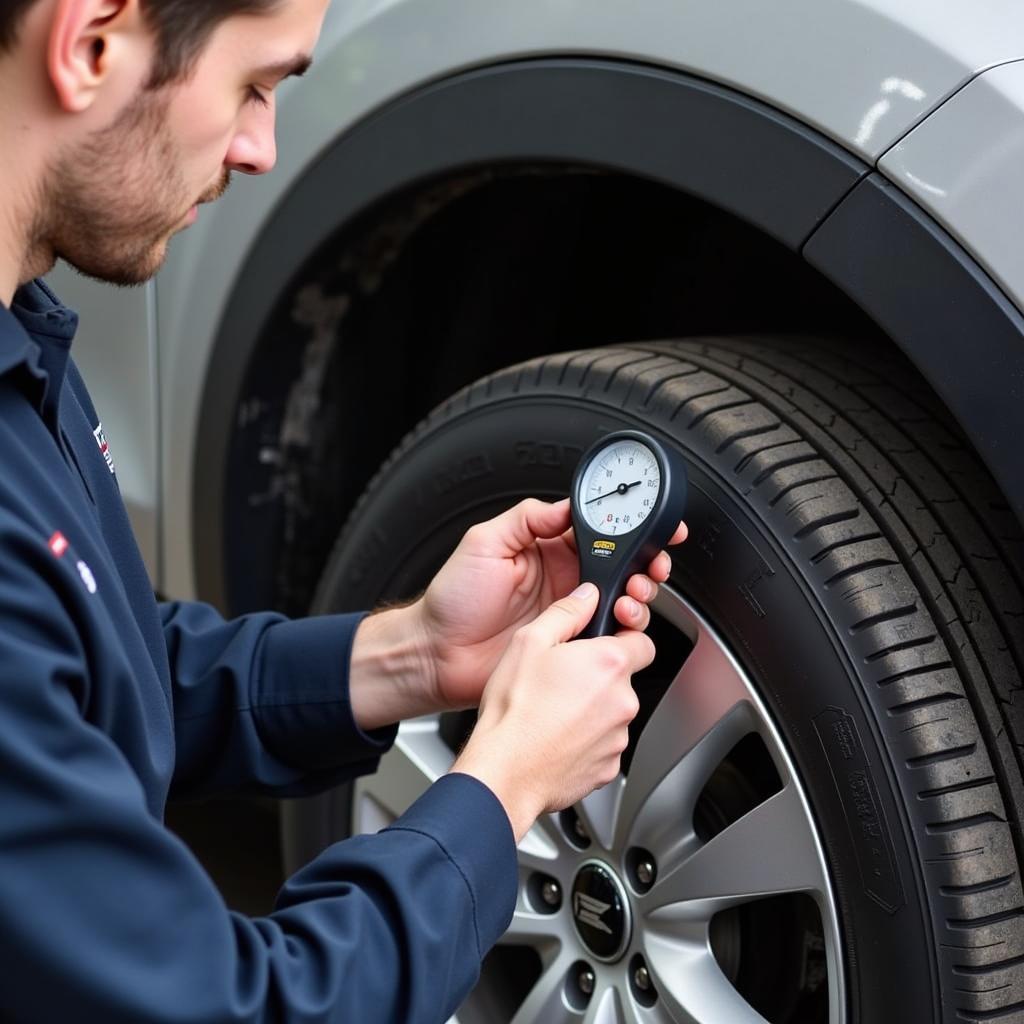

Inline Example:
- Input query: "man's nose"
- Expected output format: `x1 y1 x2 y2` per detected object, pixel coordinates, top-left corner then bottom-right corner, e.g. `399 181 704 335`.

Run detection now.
225 110 278 176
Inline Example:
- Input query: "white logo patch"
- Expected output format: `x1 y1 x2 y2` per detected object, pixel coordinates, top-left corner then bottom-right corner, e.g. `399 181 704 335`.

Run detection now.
93 422 115 475
573 892 613 934
76 560 98 595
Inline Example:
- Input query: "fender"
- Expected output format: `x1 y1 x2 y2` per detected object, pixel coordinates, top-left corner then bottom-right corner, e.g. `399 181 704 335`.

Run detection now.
191 60 1024 608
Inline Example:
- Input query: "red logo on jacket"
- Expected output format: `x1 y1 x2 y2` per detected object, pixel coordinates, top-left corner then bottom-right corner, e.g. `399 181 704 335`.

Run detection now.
93 422 115 475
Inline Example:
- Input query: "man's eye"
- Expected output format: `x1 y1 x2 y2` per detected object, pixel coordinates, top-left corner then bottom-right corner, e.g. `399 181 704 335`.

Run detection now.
248 86 271 108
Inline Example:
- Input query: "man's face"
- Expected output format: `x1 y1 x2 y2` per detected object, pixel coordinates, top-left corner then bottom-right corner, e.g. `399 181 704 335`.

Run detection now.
38 0 329 287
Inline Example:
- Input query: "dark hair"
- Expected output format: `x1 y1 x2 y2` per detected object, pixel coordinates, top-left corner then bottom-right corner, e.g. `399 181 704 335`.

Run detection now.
0 0 281 85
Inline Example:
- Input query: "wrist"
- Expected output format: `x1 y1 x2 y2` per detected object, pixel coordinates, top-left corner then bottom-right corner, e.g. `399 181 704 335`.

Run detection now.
451 740 543 843
349 602 439 731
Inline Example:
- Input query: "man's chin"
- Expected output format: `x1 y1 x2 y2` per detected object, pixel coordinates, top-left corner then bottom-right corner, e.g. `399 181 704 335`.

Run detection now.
63 241 171 288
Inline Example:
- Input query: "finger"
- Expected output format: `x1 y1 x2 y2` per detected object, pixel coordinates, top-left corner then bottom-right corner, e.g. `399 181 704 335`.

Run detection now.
468 498 572 557
668 521 688 546
625 574 657 604
645 551 673 582
614 594 651 633
527 581 600 645
559 526 578 555
609 628 657 673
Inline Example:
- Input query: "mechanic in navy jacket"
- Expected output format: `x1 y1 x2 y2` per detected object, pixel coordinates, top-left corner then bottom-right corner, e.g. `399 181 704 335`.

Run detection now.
0 1 685 1021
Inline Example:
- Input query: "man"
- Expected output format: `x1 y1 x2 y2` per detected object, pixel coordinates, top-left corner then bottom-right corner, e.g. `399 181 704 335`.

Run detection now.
0 0 685 1021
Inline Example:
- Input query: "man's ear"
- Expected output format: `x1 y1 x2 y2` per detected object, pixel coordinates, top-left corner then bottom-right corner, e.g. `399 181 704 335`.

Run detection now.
47 0 145 113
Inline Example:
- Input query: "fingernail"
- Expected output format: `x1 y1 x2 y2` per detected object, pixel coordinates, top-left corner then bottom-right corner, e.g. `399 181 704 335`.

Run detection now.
572 582 597 599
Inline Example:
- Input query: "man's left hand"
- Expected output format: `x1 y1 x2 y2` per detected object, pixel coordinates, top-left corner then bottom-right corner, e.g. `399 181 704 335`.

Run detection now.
416 498 687 712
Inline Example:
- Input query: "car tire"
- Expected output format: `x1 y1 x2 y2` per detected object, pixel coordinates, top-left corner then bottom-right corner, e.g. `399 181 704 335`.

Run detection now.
284 336 1024 1024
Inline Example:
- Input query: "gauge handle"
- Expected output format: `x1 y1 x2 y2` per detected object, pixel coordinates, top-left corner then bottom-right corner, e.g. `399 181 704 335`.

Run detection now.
569 430 688 641
577 542 665 640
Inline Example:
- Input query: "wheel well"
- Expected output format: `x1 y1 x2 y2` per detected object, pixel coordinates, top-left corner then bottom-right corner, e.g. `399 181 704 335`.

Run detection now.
222 167 887 616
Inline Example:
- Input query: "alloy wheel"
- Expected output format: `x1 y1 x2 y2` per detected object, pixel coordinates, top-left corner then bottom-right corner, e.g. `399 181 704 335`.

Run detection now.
352 585 845 1023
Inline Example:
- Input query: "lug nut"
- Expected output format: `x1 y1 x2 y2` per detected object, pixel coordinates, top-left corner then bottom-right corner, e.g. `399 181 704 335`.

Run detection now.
627 848 657 891
630 955 657 1006
578 967 596 996
541 880 561 907
560 808 592 848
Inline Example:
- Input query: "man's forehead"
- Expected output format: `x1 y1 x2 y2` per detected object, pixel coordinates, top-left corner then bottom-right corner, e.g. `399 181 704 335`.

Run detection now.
217 0 328 76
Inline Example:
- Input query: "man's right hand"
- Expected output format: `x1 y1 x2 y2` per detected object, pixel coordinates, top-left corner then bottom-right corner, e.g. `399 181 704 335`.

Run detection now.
450 582 654 842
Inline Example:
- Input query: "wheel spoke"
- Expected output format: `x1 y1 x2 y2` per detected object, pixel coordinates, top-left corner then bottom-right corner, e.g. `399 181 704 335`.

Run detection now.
517 814 563 875
614 625 757 856
353 719 451 827
643 784 826 919
582 984 621 1024
509 954 582 1024
577 777 625 852
646 936 770 1024
501 903 563 951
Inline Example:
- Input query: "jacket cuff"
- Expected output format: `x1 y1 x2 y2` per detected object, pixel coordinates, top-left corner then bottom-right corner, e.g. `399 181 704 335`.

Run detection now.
384 772 518 955
253 612 398 774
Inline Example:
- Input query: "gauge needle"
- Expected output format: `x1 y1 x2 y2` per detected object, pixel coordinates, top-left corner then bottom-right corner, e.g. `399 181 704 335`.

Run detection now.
584 480 642 504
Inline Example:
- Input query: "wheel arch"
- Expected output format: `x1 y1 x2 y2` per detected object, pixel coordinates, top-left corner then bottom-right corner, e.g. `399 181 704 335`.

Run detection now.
193 59 1024 612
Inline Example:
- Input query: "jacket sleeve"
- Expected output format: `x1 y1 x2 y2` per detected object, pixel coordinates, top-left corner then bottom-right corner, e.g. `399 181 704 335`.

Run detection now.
0 526 517 1024
161 600 399 799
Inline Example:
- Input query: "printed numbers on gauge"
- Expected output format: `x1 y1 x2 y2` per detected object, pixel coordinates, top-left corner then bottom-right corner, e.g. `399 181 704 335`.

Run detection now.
577 439 662 536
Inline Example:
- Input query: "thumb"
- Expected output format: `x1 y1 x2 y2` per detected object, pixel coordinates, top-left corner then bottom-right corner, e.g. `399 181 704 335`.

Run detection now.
531 582 600 645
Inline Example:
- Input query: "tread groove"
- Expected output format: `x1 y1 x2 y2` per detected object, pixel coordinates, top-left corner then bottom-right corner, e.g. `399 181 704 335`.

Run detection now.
865 634 938 663
714 424 782 455
849 604 920 635
824 558 900 587
792 508 860 540
687 397 756 430
767 473 838 508
907 743 978 769
890 693 966 716
927 812 1006 835
734 440 808 476
940 874 1016 898
809 532 884 564
877 662 956 687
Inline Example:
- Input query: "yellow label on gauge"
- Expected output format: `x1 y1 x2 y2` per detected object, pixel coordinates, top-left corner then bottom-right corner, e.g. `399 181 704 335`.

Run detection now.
591 540 616 558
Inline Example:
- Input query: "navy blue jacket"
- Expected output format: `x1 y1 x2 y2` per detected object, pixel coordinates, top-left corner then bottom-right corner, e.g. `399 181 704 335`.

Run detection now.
0 281 516 1023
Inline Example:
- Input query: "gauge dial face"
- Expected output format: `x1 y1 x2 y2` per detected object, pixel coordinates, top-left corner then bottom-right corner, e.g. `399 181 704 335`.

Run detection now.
578 438 661 536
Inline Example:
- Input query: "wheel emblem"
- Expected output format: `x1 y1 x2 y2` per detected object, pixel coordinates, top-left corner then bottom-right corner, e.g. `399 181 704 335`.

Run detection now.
571 861 632 962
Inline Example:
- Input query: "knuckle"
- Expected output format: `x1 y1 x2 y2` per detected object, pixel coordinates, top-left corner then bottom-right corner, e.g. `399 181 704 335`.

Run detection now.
624 689 641 720
462 522 485 545
601 644 629 675
638 635 656 667
599 760 621 787
514 622 538 648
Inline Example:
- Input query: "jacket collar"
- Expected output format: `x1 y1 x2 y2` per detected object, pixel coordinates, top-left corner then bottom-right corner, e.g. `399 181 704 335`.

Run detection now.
0 278 78 429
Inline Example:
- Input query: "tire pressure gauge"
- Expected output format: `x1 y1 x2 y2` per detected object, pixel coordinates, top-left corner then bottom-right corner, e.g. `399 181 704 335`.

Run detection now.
570 430 688 639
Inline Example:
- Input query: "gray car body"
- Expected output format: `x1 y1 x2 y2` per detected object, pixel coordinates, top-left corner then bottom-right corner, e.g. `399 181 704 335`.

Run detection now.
49 0 1024 600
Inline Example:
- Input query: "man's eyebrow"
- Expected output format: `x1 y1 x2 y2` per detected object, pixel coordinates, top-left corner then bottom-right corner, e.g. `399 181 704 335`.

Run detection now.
254 54 314 82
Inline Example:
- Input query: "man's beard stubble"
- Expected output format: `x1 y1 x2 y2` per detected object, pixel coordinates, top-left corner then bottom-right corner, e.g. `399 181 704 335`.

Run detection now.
31 89 222 288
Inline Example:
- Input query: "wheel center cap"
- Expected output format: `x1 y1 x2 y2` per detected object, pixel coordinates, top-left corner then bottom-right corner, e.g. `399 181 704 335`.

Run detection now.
571 860 632 962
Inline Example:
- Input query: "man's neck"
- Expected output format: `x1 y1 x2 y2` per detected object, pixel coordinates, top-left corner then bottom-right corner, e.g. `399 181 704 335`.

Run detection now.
0 64 52 307
0 204 53 310
0 202 24 308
